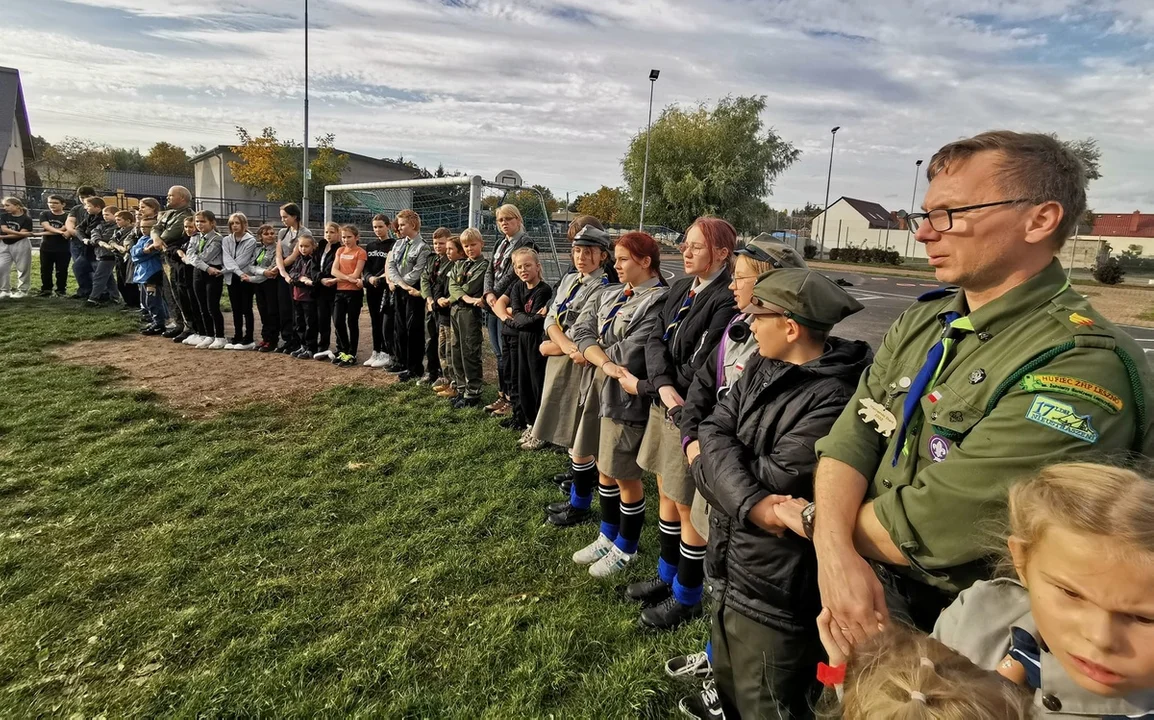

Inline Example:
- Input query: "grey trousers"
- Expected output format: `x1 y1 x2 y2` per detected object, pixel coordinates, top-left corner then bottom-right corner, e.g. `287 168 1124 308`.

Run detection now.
162 257 185 328
450 305 484 397
90 259 121 302
0 239 32 294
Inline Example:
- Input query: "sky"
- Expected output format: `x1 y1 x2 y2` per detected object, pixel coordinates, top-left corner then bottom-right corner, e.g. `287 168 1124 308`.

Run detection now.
3 0 1154 214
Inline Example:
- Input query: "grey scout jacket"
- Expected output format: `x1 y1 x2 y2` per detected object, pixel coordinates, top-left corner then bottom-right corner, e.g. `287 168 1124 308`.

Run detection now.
245 243 278 283
543 267 610 336
571 276 667 424
190 230 224 271
222 231 258 284
388 234 430 289
934 578 1154 719
484 228 535 299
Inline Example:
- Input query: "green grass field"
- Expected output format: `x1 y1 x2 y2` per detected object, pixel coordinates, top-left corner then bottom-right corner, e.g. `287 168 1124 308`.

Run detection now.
0 262 706 718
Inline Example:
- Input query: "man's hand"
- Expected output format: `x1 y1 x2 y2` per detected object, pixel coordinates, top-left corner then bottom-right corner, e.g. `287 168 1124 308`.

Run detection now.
658 385 685 410
816 542 889 644
747 494 793 536
774 498 810 539
685 440 701 466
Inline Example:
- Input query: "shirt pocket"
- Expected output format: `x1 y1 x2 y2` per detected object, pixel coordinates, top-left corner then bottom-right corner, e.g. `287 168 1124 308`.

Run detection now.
918 382 984 462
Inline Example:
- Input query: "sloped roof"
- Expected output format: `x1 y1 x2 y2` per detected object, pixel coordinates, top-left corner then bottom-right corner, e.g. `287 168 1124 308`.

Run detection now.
0 67 34 164
838 197 898 229
1090 212 1154 239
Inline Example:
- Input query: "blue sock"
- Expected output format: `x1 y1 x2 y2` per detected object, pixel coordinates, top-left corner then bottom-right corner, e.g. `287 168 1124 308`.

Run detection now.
657 556 677 585
705 640 712 664
570 484 592 510
673 576 703 607
599 522 619 542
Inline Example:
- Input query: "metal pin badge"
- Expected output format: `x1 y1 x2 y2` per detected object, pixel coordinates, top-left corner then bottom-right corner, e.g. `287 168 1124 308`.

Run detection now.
969 369 986 384
898 377 912 389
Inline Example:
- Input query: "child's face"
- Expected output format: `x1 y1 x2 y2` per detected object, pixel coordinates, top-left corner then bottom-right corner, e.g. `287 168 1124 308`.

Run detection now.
195 217 213 233
115 216 132 228
372 220 390 239
572 245 603 276
183 220 196 235
730 257 762 309
463 239 482 259
325 225 339 244
48 199 64 213
514 256 540 283
141 219 156 234
298 240 315 256
229 219 244 234
85 202 101 215
750 313 795 360
261 228 277 244
2 200 19 214
614 246 651 286
433 237 447 256
102 208 116 222
1011 526 1154 697
341 231 358 247
446 244 463 261
397 216 417 238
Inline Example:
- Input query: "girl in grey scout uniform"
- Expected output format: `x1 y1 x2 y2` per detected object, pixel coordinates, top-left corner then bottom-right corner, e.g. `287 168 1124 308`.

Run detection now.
222 213 258 351
569 231 668 579
933 462 1154 719
189 210 227 349
536 219 613 525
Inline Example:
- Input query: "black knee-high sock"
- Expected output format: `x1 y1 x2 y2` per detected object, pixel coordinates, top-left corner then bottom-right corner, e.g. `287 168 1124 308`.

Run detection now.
598 484 620 541
570 459 597 510
674 540 707 606
658 518 681 585
616 497 645 554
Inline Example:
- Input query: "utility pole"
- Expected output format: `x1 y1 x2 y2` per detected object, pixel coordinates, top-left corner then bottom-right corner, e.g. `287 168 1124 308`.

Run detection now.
820 126 840 256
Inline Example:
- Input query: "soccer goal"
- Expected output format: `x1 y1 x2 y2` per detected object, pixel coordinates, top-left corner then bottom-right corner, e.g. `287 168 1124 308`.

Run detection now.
323 176 566 282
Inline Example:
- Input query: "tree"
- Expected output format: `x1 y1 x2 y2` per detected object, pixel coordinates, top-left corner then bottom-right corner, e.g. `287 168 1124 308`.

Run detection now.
531 185 562 215
34 136 109 188
107 147 147 172
144 141 193 176
229 127 349 203
575 186 628 224
1050 134 1101 182
621 95 799 232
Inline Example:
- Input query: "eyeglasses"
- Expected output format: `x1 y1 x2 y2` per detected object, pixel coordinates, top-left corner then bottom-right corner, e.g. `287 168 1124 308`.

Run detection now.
735 244 783 268
899 199 1033 233
678 241 708 254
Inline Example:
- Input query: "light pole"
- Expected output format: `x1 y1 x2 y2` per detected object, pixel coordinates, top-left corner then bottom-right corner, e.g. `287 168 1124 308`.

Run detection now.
904 159 923 259
301 0 310 226
819 126 840 255
639 68 660 230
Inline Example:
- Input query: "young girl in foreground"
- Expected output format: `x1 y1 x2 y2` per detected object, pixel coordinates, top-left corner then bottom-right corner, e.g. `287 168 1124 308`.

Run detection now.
933 462 1154 718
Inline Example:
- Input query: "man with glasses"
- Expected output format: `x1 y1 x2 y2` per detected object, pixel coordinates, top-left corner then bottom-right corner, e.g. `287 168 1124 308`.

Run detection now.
798 131 1154 640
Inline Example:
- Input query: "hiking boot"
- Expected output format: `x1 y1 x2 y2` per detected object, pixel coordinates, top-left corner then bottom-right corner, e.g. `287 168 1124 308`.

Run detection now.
491 400 513 417
431 377 450 392
665 651 713 680
437 386 459 399
484 394 508 414
624 576 672 606
639 595 704 631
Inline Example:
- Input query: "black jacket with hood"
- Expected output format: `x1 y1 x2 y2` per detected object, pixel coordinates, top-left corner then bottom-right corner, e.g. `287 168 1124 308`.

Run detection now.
694 337 873 633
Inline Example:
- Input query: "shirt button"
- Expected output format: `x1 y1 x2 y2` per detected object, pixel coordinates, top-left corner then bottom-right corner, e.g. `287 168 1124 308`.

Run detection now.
977 331 993 342
882 479 893 489
1041 694 1062 712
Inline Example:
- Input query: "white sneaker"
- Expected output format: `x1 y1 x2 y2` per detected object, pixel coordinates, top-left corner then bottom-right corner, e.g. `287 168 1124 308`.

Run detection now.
367 353 389 368
9 291 27 299
232 342 255 351
363 351 379 367
0 291 9 299
378 353 395 368
209 337 227 349
195 336 215 349
589 543 635 578
183 334 203 346
519 428 533 444
572 533 615 565
313 350 334 361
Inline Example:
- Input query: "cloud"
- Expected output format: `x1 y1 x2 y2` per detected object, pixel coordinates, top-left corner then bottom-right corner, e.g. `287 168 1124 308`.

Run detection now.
5 0 1153 214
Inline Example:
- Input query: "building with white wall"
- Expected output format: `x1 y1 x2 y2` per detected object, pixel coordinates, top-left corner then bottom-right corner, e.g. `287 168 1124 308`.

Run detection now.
810 197 907 256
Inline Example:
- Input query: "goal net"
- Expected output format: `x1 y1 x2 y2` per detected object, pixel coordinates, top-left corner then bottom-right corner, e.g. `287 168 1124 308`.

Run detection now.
324 176 566 283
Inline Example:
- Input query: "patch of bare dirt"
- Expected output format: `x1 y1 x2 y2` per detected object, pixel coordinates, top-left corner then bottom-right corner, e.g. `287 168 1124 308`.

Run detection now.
52 312 498 418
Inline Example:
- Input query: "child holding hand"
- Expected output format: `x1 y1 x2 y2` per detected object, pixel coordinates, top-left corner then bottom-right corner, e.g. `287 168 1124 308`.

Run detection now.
447 229 490 407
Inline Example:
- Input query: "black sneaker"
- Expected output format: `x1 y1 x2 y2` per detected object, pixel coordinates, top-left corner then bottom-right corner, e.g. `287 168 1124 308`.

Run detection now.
545 503 592 527
70 292 86 300
173 332 192 344
38 288 52 297
385 364 404 374
678 681 725 719
161 326 184 339
639 595 703 631
396 371 414 383
140 325 165 336
499 416 523 430
665 651 713 680
624 576 672 606
452 395 482 409
559 478 573 496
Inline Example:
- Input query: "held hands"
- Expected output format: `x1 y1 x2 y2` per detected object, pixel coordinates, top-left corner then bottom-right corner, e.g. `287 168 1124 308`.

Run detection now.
241 274 252 282
407 287 421 297
774 498 811 539
322 278 337 287
817 606 886 668
208 267 222 276
264 267 279 278
618 370 641 396
485 293 496 307
437 297 450 308
601 361 626 380
369 276 379 287
658 386 685 410
301 277 313 286
816 542 890 645
747 494 793 536
685 440 701 466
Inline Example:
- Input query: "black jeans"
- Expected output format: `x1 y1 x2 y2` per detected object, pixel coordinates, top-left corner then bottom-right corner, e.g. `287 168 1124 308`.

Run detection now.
872 561 956 633
40 247 70 294
515 328 548 426
365 283 388 353
334 289 363 357
116 259 140 308
424 307 441 378
277 275 299 348
193 268 225 338
254 281 280 344
315 287 335 352
294 299 319 352
227 277 254 343
174 263 202 335
393 288 426 374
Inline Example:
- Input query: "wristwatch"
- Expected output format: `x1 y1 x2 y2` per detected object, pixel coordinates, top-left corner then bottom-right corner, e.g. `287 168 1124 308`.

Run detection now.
801 502 817 541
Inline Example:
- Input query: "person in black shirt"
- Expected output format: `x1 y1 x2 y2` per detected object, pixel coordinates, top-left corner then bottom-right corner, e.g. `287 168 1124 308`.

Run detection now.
312 222 342 361
64 186 97 299
362 213 396 368
419 227 453 384
494 247 554 435
38 194 72 296
0 196 35 298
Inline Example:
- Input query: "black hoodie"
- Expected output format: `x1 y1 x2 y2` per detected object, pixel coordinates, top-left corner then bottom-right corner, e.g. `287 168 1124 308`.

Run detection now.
694 336 874 633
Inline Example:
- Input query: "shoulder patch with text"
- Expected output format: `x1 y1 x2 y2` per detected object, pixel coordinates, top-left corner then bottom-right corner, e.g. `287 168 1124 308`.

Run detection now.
1019 373 1122 414
1025 395 1099 443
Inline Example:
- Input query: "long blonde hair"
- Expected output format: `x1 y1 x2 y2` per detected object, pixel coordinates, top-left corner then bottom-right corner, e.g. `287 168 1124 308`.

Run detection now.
836 625 1032 720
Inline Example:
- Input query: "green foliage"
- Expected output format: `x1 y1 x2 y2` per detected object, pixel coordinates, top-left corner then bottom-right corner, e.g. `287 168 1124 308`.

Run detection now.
828 246 903 266
575 186 630 224
0 272 704 717
622 95 799 233
1050 134 1102 182
804 243 817 260
229 127 350 203
144 141 193 176
31 137 196 190
1092 256 1125 285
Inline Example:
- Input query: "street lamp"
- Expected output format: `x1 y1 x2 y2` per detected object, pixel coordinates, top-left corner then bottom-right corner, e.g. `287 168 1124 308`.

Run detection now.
301 0 310 226
904 159 923 259
819 126 840 255
639 68 660 230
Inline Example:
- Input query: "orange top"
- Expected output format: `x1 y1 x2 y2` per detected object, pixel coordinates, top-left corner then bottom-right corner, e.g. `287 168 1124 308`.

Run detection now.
335 245 367 291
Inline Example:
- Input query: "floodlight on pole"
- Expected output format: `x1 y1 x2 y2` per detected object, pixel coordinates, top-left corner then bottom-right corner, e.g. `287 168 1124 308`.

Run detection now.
819 126 840 255
639 69 660 230
905 159 923 259
302 0 310 226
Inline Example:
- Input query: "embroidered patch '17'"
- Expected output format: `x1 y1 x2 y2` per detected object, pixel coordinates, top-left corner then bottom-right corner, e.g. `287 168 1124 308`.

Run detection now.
1025 395 1099 443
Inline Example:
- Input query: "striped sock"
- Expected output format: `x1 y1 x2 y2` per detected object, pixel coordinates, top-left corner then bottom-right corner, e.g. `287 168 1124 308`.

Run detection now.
569 458 597 510
657 519 681 585
598 484 620 541
673 541 707 606
616 497 646 554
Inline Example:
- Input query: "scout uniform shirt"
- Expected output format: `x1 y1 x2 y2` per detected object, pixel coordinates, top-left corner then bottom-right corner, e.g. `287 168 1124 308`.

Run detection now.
933 578 1154 719
448 256 489 305
814 260 1154 593
543 268 609 335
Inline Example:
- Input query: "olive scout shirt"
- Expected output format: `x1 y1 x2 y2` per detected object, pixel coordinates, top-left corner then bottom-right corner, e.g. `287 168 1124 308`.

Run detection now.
815 260 1153 594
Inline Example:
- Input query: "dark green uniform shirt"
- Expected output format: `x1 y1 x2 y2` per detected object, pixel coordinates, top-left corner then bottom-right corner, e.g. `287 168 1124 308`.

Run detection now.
815 260 1153 593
